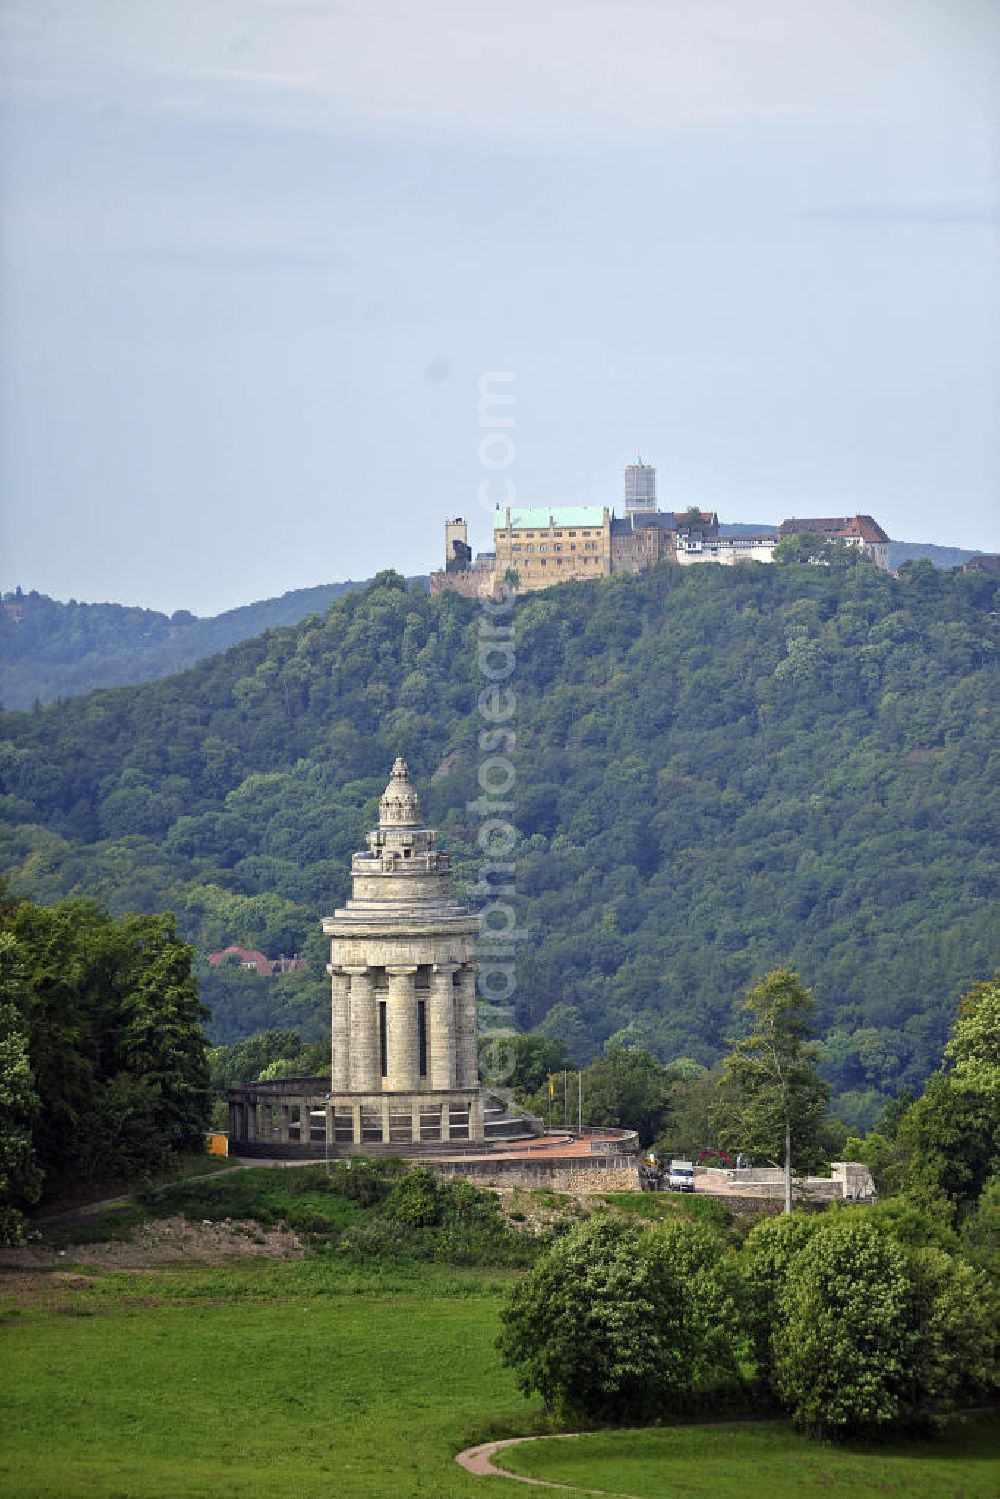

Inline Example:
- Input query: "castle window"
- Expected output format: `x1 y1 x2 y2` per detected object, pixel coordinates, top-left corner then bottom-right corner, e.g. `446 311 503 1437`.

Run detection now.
512 544 521 553
417 1000 427 1077
379 1001 388 1077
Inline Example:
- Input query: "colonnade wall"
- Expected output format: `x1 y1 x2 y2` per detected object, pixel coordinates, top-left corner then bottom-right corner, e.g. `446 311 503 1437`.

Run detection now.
328 955 478 1096
228 1077 485 1153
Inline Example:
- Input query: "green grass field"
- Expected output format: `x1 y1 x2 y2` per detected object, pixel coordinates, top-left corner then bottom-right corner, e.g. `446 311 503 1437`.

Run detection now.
4 1165 997 1499
0 1258 536 1499
4 1256 997 1499
500 1421 1000 1497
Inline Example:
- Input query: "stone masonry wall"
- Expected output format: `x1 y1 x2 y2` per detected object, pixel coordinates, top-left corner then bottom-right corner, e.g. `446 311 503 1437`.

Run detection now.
426 1158 641 1192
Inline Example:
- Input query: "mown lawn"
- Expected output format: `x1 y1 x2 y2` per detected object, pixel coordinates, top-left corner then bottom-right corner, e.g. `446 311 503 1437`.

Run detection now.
4 1163 997 1499
0 1258 537 1499
500 1420 1000 1498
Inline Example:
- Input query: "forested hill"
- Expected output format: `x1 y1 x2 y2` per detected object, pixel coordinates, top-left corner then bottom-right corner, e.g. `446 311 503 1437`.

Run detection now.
0 544 978 709
0 559 996 1129
0 580 384 709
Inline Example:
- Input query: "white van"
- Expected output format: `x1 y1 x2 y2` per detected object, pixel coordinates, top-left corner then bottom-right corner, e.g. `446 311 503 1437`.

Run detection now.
668 1159 695 1193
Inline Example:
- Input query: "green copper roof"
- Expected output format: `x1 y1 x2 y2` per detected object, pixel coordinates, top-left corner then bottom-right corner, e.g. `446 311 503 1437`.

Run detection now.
501 506 607 529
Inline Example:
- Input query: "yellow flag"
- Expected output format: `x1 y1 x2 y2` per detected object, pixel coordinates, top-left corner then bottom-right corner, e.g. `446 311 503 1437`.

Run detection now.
547 1073 555 1101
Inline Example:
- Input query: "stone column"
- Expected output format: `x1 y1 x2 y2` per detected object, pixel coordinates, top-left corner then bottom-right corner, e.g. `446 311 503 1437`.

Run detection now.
346 966 380 1091
386 965 419 1091
429 963 459 1089
245 1099 257 1143
328 965 351 1092
456 963 480 1087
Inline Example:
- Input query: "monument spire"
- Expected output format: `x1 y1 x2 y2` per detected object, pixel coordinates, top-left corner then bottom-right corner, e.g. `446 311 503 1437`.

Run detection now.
379 756 422 829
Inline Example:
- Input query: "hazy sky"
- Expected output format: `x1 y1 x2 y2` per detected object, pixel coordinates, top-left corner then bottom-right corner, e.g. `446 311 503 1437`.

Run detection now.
1 0 997 614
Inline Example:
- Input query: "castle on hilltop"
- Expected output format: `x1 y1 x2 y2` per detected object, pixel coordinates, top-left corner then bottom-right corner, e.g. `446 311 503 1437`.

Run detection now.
430 459 890 597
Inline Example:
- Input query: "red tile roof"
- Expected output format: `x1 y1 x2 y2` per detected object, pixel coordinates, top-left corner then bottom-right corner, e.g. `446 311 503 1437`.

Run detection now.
208 945 273 975
778 514 889 543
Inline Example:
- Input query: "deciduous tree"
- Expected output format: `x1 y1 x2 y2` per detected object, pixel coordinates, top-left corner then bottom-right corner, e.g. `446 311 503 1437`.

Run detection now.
713 969 830 1212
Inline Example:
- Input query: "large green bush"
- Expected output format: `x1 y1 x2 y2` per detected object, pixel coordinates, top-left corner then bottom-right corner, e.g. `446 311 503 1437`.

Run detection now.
497 1213 745 1422
770 1218 997 1436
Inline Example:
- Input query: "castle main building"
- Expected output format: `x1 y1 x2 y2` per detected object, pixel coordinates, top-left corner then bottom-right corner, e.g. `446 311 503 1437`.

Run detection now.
429 456 891 598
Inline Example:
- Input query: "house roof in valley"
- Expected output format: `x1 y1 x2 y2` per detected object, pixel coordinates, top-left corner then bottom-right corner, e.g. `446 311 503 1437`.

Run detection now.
207 945 272 973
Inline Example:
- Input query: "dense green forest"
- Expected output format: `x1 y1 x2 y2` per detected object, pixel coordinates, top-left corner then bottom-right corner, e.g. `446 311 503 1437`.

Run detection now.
0 543 978 708
0 580 376 708
0 892 210 1238
0 556 996 1129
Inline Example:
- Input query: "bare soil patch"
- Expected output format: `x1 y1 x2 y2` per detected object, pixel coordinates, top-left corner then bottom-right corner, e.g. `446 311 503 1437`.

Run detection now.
0 1214 304 1272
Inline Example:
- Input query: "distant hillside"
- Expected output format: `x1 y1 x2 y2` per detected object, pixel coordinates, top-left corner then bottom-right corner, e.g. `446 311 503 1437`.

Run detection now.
888 541 982 570
719 524 981 573
0 581 386 708
3 535 980 709
1 559 996 1132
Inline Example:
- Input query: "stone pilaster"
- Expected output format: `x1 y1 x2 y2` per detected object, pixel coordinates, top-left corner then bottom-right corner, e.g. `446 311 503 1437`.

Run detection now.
329 964 351 1091
386 965 419 1091
456 962 480 1087
429 963 459 1089
346 966 380 1090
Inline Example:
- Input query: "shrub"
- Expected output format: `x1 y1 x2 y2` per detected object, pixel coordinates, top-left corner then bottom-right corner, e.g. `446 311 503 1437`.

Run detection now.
902 1246 997 1423
773 1219 912 1435
740 1213 821 1383
497 1214 745 1423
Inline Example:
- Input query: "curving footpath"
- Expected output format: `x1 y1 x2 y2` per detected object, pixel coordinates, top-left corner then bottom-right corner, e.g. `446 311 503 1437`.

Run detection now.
455 1435 641 1497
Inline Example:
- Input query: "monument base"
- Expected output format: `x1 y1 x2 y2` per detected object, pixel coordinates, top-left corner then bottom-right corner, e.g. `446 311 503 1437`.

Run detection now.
228 1077 544 1159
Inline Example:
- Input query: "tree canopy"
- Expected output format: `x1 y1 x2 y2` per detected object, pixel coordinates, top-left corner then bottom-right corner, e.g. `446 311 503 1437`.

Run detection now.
713 969 830 1210
0 561 996 1121
0 893 211 1236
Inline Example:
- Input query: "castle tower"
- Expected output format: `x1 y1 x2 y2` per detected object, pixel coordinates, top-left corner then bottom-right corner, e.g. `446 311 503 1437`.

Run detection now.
624 457 657 516
444 516 471 570
322 758 484 1148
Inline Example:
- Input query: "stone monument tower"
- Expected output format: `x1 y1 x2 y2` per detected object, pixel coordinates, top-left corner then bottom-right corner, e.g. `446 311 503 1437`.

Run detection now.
322 758 485 1149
